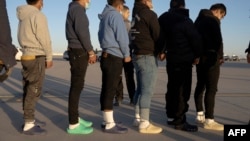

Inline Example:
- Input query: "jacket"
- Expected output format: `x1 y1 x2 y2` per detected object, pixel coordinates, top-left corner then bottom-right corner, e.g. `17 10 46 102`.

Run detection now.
98 4 130 58
66 2 93 53
158 8 202 64
194 9 223 59
17 5 52 61
130 2 160 55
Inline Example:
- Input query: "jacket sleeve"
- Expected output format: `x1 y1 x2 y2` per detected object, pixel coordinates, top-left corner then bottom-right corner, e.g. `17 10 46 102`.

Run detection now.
35 13 53 61
245 41 250 53
157 15 167 54
184 19 202 58
112 14 130 57
74 7 93 52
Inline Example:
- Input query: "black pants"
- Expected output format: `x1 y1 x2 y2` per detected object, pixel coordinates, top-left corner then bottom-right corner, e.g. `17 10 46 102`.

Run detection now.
123 61 135 102
68 48 88 124
100 52 123 111
114 61 135 102
166 63 193 125
194 60 220 119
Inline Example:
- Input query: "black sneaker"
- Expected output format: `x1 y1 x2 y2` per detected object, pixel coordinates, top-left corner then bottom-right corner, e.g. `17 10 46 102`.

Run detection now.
103 125 128 134
22 125 47 135
175 122 198 132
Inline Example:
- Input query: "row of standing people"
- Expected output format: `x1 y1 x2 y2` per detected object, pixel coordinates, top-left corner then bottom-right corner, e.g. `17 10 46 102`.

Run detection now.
1 0 248 136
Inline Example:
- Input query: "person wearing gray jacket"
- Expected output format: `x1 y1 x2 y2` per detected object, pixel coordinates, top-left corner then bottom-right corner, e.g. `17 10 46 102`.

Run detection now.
17 0 53 135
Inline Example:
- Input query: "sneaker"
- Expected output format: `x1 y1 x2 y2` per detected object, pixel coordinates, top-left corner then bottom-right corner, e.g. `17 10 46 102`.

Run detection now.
67 124 93 135
101 122 122 129
175 122 198 132
21 121 46 129
22 125 47 135
133 119 140 127
139 123 162 134
103 125 128 134
79 118 92 127
203 121 224 131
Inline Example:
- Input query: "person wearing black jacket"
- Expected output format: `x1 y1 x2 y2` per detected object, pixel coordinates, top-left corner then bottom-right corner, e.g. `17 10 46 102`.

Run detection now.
158 0 202 132
193 3 226 131
130 0 162 134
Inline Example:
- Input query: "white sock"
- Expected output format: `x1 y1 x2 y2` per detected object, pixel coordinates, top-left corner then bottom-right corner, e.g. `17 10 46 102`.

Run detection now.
23 121 35 131
197 111 205 121
197 111 204 115
139 119 149 129
103 111 115 129
135 113 140 120
69 123 80 129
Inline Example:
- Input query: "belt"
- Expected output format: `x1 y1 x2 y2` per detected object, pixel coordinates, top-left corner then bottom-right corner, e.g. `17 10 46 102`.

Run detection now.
21 55 45 61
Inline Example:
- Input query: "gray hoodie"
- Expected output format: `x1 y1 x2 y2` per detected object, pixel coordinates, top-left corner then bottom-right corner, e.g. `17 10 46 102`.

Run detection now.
17 5 52 61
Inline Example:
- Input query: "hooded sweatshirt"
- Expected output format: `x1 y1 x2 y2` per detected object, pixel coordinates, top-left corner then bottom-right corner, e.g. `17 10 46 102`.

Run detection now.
98 4 130 58
194 9 223 59
130 2 160 55
17 5 52 61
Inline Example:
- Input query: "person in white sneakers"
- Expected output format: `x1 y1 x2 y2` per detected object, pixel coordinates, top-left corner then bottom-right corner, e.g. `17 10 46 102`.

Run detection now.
193 3 227 131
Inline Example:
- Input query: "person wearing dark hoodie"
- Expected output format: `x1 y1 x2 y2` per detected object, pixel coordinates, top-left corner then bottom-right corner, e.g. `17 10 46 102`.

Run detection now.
65 0 96 135
98 0 131 134
193 3 226 131
0 0 17 82
16 0 53 135
130 0 162 134
158 0 202 132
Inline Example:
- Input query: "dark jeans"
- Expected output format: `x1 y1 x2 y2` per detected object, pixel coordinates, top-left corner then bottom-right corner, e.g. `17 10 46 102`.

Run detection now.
114 61 135 103
194 59 220 119
100 52 123 111
68 48 88 124
166 62 193 125
22 56 45 122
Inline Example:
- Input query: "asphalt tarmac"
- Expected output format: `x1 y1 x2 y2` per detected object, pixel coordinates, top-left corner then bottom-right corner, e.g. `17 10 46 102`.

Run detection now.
0 56 249 141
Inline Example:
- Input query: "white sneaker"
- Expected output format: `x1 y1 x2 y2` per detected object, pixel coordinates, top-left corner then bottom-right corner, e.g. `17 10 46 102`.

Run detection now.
203 120 224 131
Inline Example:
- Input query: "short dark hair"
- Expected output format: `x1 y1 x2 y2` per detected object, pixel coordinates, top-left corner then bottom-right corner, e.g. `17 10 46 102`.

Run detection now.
170 0 185 9
210 3 227 16
26 0 40 5
123 5 129 11
108 0 125 5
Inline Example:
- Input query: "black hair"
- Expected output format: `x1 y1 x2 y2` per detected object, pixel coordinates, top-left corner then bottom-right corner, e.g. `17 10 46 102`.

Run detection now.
26 0 40 5
170 0 185 9
210 3 227 16
108 0 125 5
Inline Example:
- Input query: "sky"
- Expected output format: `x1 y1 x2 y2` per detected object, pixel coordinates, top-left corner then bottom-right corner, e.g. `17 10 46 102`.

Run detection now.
5 0 250 57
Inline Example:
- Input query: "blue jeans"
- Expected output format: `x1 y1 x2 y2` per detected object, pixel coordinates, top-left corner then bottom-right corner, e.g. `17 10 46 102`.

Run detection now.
133 55 158 120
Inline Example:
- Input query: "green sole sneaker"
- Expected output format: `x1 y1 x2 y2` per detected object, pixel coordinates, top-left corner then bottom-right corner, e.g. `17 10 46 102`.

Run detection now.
79 118 93 127
67 124 93 135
